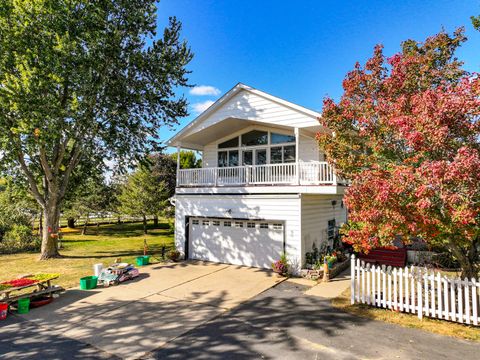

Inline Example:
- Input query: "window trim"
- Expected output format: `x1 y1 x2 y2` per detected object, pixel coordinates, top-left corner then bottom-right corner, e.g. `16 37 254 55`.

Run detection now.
217 129 296 167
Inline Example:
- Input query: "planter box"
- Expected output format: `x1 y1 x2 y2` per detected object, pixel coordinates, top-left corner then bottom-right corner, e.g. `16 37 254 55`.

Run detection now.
407 250 434 265
300 259 350 281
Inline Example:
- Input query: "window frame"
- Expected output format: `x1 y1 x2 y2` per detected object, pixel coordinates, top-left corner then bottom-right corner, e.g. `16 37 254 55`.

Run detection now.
216 129 296 167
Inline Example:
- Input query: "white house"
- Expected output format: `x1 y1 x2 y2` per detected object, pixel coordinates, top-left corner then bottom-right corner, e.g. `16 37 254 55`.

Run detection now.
168 83 347 273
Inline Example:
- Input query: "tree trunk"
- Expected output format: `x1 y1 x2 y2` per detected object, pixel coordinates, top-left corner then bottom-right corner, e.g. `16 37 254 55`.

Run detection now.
67 217 76 228
447 239 480 278
153 215 158 227
82 215 89 235
39 207 61 259
96 222 100 235
39 212 43 237
143 214 148 235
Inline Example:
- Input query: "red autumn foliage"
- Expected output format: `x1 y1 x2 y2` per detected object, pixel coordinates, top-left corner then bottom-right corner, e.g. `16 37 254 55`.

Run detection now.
318 29 480 277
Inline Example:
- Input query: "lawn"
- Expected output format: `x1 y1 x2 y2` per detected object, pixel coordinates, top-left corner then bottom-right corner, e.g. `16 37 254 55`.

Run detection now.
332 287 480 342
0 221 175 290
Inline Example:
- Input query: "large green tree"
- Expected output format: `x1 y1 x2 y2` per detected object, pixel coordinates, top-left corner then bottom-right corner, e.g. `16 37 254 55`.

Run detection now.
0 1 192 259
117 154 176 234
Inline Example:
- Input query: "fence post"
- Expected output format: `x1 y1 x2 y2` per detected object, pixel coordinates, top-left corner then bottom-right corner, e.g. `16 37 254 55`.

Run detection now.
430 271 435 317
417 271 423 320
450 279 456 322
457 279 463 324
393 267 397 310
436 272 442 319
350 254 355 304
465 278 471 325
424 271 429 317
366 263 371 305
405 267 409 313
387 267 392 309
361 261 365 304
355 259 360 302
399 267 404 312
443 276 449 321
372 265 376 306
472 278 478 326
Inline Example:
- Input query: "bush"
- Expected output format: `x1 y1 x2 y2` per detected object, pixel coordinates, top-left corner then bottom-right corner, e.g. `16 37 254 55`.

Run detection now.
167 249 181 262
0 224 39 254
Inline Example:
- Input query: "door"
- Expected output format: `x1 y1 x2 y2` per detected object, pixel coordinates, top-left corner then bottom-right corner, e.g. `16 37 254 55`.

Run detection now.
255 148 267 165
189 218 284 269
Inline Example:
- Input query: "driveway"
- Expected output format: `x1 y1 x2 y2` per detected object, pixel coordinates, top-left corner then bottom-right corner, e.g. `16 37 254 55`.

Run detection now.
148 280 480 360
0 261 282 360
1 263 479 360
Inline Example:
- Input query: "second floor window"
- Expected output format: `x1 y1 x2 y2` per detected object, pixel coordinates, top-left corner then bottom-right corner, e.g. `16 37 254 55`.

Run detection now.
218 150 239 167
217 130 295 167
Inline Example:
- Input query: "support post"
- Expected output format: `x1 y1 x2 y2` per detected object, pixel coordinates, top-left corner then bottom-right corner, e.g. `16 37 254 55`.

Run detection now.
351 254 355 304
295 127 300 185
176 146 180 186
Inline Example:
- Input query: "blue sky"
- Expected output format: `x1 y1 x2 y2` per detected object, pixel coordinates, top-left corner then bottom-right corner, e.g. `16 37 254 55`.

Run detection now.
156 0 480 146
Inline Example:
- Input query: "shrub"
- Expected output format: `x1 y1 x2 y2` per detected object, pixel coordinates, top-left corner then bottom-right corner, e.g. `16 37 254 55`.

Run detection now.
167 249 181 262
0 224 39 254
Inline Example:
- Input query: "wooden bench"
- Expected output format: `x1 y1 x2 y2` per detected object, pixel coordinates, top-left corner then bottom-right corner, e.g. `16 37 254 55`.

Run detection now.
0 277 64 304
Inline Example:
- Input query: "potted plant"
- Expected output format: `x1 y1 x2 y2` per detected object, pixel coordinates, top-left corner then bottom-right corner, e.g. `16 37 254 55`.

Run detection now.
271 253 289 277
324 254 337 269
167 249 181 262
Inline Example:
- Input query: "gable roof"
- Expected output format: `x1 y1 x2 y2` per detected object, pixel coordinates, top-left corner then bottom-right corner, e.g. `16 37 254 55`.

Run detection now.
167 83 323 149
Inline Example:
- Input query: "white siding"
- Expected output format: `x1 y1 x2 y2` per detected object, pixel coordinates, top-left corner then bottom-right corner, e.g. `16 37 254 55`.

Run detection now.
202 143 217 168
184 90 319 138
175 194 302 271
300 195 347 266
299 135 323 162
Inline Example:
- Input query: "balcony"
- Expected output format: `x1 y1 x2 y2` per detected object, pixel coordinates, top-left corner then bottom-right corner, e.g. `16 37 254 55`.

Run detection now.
177 161 339 187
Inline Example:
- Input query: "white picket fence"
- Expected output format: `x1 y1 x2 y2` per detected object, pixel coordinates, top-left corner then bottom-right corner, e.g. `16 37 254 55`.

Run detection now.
350 255 480 325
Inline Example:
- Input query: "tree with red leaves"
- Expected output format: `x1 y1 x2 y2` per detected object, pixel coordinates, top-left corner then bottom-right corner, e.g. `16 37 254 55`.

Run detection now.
318 29 480 277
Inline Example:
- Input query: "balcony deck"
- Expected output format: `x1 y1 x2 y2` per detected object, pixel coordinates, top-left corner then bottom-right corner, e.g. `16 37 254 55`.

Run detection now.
177 161 340 188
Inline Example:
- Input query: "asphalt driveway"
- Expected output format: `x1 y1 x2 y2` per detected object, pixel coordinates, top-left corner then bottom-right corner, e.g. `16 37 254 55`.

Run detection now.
148 280 480 360
0 261 282 359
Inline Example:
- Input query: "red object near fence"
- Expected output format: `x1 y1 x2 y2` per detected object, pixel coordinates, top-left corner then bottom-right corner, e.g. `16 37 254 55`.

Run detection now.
358 247 407 267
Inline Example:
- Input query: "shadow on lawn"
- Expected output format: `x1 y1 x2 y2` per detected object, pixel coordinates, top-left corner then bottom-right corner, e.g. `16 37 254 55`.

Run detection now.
60 245 174 259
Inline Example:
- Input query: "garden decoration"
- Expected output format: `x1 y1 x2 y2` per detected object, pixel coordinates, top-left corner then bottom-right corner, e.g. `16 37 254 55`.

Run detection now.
322 259 330 282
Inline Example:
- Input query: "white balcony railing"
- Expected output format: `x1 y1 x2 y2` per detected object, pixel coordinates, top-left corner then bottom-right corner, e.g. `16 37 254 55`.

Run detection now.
177 161 339 187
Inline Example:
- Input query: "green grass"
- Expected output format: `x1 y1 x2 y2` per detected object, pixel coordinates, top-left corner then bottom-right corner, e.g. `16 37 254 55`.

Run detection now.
332 287 480 341
0 221 174 290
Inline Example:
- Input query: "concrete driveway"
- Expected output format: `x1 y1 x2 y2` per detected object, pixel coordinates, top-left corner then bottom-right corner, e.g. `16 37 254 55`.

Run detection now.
3 261 282 359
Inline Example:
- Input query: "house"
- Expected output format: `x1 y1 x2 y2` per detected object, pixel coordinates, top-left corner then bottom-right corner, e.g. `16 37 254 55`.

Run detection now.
167 83 348 273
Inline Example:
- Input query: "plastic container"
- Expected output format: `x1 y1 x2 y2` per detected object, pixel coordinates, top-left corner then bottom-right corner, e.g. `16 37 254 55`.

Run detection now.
136 255 150 266
80 276 98 290
17 298 30 314
93 263 103 277
0 303 8 320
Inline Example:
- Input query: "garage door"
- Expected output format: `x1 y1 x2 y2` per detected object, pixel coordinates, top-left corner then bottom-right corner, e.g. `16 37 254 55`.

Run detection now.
189 218 284 269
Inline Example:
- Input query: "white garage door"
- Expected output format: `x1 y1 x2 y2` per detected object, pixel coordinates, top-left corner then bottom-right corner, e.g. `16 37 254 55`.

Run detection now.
189 218 284 269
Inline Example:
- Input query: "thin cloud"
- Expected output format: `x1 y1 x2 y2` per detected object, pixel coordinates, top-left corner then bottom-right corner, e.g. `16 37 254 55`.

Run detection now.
192 100 215 114
190 85 221 96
